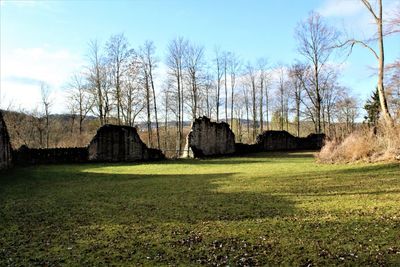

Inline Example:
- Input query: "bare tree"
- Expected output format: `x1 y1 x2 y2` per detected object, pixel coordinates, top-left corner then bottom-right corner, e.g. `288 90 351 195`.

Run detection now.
214 48 223 122
223 52 229 122
319 67 340 135
228 52 241 128
123 55 144 126
338 0 393 125
204 73 214 119
166 37 187 155
40 82 52 148
336 94 359 136
85 40 111 125
295 11 338 133
161 82 173 150
67 73 93 134
106 33 133 125
276 67 289 131
242 85 251 142
246 62 258 141
233 91 245 142
289 63 305 137
257 58 268 133
138 41 160 149
184 41 205 120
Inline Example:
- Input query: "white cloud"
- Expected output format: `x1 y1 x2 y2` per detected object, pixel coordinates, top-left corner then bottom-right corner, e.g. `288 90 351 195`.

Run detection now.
317 0 398 37
317 0 364 17
0 47 84 113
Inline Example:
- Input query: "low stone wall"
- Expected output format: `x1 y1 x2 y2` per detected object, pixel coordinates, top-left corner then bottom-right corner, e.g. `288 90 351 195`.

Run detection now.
256 131 325 151
11 124 164 165
184 117 236 158
88 124 164 162
13 146 88 165
0 111 12 169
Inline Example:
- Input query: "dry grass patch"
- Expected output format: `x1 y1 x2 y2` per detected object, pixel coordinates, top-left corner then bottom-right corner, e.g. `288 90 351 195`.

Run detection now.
318 123 400 163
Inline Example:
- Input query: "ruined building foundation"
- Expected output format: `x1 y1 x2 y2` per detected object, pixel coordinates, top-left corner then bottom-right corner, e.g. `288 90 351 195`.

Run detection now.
184 117 325 158
0 111 12 169
183 116 236 158
88 124 164 162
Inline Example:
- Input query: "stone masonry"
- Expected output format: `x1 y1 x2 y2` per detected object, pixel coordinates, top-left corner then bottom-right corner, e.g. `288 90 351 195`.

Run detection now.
88 124 164 162
184 116 236 158
256 130 325 151
0 111 12 169
184 117 325 158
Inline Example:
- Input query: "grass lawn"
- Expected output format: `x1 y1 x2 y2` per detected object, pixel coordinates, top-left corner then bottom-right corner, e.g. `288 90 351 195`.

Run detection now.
0 152 399 266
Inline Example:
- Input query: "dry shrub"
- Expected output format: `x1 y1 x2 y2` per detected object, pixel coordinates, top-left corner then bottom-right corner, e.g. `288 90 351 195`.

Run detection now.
317 122 400 163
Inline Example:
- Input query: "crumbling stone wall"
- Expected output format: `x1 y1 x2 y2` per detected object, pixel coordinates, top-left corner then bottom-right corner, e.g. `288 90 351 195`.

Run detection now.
0 111 12 169
13 146 88 165
184 118 325 158
184 117 236 157
88 124 164 162
256 131 325 151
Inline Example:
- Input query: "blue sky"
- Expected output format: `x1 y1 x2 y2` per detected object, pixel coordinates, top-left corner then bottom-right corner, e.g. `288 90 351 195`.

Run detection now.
1 0 399 113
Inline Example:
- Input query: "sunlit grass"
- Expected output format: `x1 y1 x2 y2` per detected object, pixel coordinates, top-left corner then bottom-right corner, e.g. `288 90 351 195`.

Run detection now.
0 152 399 265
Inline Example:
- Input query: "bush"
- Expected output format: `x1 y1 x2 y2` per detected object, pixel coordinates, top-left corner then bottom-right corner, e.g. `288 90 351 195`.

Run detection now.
317 122 400 163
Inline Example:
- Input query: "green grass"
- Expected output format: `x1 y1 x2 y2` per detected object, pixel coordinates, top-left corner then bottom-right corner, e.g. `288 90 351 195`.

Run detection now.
1 152 399 266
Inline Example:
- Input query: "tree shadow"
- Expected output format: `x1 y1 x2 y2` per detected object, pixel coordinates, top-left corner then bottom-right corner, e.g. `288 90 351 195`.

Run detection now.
0 169 295 228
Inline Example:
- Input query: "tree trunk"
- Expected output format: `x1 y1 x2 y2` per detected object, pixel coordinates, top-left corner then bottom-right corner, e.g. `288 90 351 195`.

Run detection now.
150 68 160 150
230 79 234 129
145 75 152 147
296 94 300 137
266 87 269 130
224 59 228 122
259 79 264 133
252 81 257 141
164 91 169 151
314 62 322 134
377 0 393 125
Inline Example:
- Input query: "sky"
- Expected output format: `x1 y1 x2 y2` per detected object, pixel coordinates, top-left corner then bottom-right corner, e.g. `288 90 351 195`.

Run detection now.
1 0 399 114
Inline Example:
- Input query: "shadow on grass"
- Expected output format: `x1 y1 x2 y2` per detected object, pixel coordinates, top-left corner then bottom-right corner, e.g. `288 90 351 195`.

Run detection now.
0 170 295 227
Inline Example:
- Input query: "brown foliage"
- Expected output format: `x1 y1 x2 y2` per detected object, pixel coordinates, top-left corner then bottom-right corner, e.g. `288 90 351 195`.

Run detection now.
317 122 400 163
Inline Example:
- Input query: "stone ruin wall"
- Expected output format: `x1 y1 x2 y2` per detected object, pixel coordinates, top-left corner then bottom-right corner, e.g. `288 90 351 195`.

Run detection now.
185 117 325 158
88 124 164 162
0 111 12 169
3 112 324 165
9 124 164 166
184 117 236 158
256 131 325 151
13 146 88 165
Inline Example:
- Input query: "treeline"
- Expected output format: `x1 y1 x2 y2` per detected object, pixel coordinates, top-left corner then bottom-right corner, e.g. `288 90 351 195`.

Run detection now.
5 9 400 156
65 12 362 152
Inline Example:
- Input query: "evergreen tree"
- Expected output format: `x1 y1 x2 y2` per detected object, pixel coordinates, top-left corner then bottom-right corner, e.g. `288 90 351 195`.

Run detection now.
364 87 380 126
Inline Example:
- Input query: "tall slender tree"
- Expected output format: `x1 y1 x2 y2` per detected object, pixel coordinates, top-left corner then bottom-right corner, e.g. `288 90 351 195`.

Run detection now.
214 48 223 122
184 42 205 120
166 37 187 155
295 11 338 133
139 41 160 149
106 33 133 125
228 52 241 128
257 58 268 133
338 0 393 125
